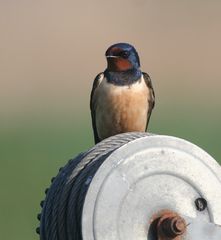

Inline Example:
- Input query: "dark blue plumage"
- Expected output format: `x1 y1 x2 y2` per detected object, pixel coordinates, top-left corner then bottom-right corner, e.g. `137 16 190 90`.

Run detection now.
105 43 140 68
104 43 141 85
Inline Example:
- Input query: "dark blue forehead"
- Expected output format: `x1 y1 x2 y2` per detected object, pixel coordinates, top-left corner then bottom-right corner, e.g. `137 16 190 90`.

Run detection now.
106 43 136 54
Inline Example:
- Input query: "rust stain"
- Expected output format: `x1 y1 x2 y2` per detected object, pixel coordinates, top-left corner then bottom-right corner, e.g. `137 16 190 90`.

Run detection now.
149 209 186 240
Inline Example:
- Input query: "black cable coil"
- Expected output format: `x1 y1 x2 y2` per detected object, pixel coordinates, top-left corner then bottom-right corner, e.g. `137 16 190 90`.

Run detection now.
37 132 150 240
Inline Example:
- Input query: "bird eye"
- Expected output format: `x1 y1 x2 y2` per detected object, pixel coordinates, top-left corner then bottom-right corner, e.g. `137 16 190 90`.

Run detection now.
120 51 130 58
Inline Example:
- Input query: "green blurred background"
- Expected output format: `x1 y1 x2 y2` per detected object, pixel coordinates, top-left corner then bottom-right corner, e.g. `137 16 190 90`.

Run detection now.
0 0 221 239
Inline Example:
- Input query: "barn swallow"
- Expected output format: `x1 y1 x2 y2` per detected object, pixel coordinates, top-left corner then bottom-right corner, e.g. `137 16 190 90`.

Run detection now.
90 43 155 144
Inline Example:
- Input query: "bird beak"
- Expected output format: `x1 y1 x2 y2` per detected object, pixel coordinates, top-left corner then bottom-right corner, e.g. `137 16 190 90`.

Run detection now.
106 55 119 58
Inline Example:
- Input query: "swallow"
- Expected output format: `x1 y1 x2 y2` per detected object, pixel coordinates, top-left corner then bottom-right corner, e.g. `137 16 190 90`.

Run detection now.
90 43 155 144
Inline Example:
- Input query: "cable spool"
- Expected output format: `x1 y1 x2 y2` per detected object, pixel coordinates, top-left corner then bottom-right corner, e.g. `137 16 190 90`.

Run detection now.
37 132 221 240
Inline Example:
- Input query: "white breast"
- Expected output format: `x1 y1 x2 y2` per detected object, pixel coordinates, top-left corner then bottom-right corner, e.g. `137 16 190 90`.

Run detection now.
93 75 151 140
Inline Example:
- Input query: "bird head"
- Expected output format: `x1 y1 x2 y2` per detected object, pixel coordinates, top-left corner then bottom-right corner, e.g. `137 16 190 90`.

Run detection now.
105 43 140 72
